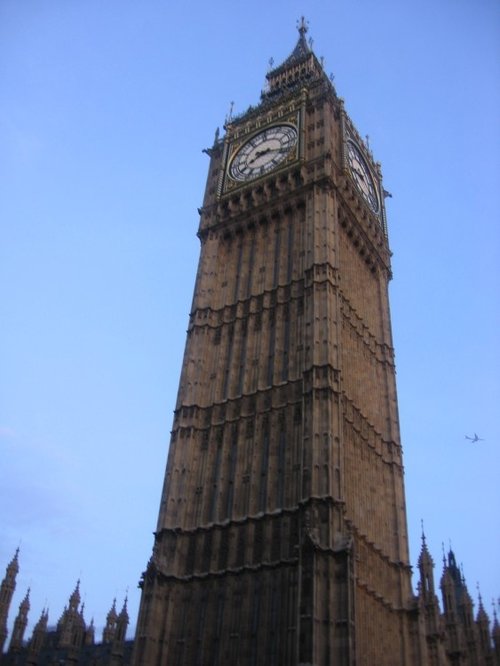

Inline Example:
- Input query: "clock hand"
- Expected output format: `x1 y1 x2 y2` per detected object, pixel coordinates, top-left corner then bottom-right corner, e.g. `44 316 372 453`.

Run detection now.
248 148 272 165
249 146 287 165
353 167 366 181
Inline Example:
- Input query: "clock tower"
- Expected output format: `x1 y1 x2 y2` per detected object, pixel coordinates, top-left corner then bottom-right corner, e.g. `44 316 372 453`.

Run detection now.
133 20 415 665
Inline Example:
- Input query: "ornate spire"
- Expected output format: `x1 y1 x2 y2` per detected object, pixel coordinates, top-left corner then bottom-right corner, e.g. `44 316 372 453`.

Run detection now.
8 587 30 652
103 597 118 644
418 521 433 564
20 587 30 612
27 607 49 655
1 549 20 590
57 580 87 649
35 607 49 631
263 20 328 99
493 602 500 638
85 617 95 646
119 595 129 620
107 598 118 622
7 549 20 578
69 579 81 611
115 596 129 642
114 596 129 648
476 585 489 622
269 17 312 77
417 524 436 599
0 549 21 653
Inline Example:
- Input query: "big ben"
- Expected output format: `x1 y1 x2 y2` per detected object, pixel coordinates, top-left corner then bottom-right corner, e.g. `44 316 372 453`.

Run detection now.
133 19 414 666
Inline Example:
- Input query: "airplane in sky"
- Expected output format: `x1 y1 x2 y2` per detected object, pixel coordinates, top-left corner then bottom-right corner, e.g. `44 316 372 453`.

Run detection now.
465 433 484 443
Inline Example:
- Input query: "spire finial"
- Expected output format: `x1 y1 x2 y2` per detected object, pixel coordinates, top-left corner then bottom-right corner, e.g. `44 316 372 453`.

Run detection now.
120 593 129 616
477 583 484 607
18 587 31 612
420 519 426 544
225 101 234 124
297 16 308 37
69 579 81 610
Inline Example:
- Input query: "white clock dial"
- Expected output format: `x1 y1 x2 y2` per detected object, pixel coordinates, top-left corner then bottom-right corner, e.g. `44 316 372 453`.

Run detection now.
346 140 379 213
229 125 298 182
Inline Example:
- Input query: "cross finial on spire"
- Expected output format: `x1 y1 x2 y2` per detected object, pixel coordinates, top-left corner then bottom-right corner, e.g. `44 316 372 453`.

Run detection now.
297 16 308 37
420 519 427 545
477 583 484 606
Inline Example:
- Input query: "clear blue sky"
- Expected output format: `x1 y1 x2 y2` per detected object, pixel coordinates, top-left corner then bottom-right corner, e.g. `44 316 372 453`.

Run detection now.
1 0 499 640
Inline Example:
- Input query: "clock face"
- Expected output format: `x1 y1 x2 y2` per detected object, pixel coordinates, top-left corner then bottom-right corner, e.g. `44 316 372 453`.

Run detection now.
346 140 379 213
229 125 298 182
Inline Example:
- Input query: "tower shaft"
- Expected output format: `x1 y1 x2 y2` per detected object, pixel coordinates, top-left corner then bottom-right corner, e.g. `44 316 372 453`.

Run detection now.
133 27 413 666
